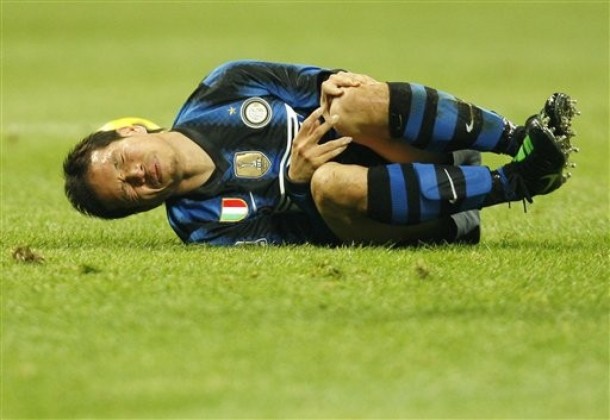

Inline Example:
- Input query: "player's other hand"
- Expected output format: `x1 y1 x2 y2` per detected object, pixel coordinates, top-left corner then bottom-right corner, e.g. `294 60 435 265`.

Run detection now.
288 107 352 184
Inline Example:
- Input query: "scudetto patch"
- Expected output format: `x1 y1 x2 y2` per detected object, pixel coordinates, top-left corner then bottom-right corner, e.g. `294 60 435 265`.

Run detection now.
220 198 249 223
240 97 272 128
234 151 271 178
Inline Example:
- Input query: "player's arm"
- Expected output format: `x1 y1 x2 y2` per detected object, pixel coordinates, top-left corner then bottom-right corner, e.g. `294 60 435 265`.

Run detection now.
168 211 320 246
201 60 342 111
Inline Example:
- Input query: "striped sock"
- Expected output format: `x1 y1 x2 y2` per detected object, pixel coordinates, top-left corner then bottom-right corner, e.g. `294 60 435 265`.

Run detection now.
387 82 513 154
367 163 493 224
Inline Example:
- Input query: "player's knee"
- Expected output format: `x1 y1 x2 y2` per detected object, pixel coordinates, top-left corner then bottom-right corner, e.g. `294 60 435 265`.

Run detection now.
311 163 367 214
311 163 339 211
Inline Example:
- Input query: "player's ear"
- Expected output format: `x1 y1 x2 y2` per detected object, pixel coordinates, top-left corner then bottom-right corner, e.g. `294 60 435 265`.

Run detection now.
116 125 147 137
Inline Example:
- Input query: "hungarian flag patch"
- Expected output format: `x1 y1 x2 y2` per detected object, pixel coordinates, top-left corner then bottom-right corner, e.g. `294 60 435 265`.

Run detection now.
220 198 249 222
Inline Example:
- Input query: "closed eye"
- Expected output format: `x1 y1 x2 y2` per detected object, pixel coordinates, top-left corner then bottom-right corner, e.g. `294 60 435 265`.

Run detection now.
118 181 138 204
113 152 126 171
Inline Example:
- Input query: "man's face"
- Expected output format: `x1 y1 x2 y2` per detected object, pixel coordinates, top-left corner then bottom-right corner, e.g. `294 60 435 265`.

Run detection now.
86 126 181 212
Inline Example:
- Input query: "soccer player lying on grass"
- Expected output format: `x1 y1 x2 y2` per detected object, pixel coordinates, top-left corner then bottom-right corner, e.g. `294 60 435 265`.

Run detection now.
63 60 579 246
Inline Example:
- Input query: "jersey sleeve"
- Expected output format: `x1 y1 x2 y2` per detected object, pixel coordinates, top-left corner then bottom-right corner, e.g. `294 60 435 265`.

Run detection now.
200 60 337 111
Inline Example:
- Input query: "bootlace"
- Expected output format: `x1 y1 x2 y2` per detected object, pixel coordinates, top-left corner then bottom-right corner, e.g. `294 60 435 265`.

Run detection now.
507 172 533 213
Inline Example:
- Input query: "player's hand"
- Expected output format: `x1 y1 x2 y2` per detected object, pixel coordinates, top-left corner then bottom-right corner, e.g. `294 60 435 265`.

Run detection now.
288 107 352 184
320 72 377 121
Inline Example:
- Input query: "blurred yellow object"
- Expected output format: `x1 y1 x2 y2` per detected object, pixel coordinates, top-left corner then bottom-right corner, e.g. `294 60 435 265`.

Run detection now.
97 117 161 132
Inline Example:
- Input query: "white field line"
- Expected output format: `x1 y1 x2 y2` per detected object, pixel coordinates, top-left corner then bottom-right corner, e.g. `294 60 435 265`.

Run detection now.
1 122 100 137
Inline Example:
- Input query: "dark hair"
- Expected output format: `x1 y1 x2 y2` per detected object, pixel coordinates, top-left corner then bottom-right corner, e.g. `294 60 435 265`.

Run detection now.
63 130 130 219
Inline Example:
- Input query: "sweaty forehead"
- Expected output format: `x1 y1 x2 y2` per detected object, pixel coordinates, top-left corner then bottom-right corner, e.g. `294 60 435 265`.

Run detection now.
90 147 113 165
87 148 121 204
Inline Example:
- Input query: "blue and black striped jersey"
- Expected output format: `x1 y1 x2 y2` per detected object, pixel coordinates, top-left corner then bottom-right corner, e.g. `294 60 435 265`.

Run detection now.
166 60 380 246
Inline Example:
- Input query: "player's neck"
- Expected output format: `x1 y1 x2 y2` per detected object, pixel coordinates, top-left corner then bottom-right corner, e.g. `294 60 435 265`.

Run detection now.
166 131 216 195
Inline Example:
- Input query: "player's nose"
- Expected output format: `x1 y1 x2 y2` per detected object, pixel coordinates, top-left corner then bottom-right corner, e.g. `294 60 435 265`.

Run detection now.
124 163 145 186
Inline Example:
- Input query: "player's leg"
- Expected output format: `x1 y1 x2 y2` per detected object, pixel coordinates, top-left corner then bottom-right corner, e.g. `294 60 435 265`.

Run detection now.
368 119 574 224
310 162 466 245
328 80 578 160
319 149 482 245
327 81 450 165
327 80 519 156
313 119 571 244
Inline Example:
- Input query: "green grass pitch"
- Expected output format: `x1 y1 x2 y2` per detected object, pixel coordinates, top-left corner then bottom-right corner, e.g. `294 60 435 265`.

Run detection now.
1 1 608 418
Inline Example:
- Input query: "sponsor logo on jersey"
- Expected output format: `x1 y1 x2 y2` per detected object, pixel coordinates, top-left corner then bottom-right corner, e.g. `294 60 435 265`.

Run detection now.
240 97 272 128
220 198 249 222
234 151 271 178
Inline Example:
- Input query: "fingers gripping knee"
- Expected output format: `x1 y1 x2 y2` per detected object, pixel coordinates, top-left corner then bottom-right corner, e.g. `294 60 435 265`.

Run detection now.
328 83 390 139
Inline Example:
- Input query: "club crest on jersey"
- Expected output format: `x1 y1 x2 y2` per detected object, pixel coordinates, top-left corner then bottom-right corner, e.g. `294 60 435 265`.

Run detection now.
240 97 272 128
234 151 271 178
220 198 249 223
